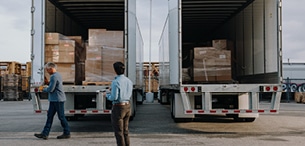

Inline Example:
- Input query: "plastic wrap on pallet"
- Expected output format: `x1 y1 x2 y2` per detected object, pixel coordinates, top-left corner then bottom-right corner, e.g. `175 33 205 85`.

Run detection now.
45 40 75 63
45 32 68 45
85 46 124 82
44 63 75 83
88 29 123 48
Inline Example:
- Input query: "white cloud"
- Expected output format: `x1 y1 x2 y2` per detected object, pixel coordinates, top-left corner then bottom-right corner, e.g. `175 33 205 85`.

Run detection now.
0 1 31 63
282 0 305 63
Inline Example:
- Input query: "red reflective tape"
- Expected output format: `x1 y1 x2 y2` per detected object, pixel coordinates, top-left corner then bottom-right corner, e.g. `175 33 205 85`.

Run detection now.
222 110 228 113
234 110 240 113
258 110 265 113
270 110 277 113
186 110 193 113
35 110 42 113
104 110 110 113
69 110 76 113
81 110 87 113
92 110 99 113
198 110 204 113
246 110 252 113
210 110 216 113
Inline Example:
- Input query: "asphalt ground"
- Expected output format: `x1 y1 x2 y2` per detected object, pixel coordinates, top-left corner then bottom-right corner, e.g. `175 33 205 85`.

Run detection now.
0 100 305 146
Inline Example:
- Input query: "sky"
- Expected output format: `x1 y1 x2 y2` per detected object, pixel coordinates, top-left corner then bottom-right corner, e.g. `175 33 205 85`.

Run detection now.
0 0 304 63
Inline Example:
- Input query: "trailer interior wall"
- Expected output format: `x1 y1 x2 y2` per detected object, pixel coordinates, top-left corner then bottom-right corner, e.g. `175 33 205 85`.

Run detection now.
158 16 170 87
46 1 87 37
213 0 281 83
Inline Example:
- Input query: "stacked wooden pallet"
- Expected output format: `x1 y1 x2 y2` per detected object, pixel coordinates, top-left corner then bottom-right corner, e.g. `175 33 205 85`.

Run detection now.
294 92 305 103
0 61 24 101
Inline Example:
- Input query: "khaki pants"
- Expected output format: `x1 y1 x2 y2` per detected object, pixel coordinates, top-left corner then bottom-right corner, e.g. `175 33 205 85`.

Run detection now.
111 104 131 146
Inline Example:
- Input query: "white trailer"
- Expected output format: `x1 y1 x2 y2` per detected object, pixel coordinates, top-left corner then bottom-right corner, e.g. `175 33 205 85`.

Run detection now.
30 0 144 120
158 0 282 122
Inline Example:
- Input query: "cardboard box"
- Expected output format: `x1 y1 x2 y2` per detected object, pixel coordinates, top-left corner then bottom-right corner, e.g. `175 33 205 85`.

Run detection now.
212 39 234 50
44 63 75 83
67 36 83 46
88 29 124 48
45 46 75 63
193 47 232 82
194 47 231 60
85 46 124 82
193 68 217 82
193 58 231 68
45 33 66 45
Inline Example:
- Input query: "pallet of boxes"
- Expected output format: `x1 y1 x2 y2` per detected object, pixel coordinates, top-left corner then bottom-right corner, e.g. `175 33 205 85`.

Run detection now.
191 39 233 83
44 32 86 100
21 62 31 100
0 61 23 101
143 63 159 94
84 29 124 85
44 29 124 88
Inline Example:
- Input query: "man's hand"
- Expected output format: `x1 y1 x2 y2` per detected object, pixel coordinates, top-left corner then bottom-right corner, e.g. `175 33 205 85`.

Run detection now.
39 86 44 92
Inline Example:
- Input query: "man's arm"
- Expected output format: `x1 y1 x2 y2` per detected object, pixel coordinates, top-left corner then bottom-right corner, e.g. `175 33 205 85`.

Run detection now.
106 81 118 101
43 75 56 92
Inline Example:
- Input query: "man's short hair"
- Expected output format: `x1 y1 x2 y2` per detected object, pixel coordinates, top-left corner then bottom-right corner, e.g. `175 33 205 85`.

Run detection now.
44 62 57 69
113 62 125 75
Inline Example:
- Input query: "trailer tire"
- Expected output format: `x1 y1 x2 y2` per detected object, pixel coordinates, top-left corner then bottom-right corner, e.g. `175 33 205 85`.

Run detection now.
160 90 170 105
170 92 193 122
170 92 175 119
129 96 136 121
233 117 256 122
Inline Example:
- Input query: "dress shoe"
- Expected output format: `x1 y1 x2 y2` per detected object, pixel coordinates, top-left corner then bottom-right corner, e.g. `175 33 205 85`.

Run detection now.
34 133 48 140
57 134 71 139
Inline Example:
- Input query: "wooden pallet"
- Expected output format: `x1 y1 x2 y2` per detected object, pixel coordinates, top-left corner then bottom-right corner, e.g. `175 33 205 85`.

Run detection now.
0 61 22 75
82 81 111 86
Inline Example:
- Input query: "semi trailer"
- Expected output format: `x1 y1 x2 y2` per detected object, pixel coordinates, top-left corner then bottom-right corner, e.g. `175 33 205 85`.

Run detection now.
158 0 283 122
30 0 144 120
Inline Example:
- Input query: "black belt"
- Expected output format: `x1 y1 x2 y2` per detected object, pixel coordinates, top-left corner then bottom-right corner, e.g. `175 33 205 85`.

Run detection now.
113 102 129 106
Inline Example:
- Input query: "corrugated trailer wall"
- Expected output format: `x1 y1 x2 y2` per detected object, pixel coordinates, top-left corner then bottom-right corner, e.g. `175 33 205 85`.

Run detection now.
213 0 280 84
45 0 84 37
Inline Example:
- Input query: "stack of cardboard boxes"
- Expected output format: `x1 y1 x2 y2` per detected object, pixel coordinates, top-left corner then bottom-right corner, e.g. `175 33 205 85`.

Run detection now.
44 29 124 85
85 29 124 82
44 33 76 83
192 39 232 82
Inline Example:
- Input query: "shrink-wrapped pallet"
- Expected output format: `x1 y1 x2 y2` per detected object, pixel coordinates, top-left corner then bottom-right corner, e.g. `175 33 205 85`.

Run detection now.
85 46 124 82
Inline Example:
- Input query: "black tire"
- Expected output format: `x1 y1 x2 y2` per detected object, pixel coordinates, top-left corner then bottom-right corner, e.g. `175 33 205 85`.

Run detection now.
129 96 136 121
170 92 175 119
174 118 194 123
244 118 256 122
136 90 143 105
233 117 256 122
